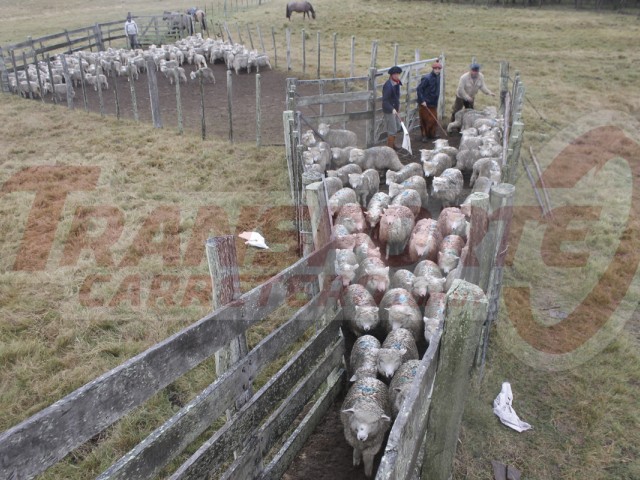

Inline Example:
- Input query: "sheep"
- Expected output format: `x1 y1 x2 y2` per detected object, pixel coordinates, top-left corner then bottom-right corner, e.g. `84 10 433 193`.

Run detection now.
388 175 429 210
335 248 359 287
189 67 216 83
318 123 358 148
422 151 454 178
390 269 414 294
389 359 420 417
248 52 272 71
413 259 446 298
232 52 251 74
331 146 356 169
424 292 446 344
379 288 422 341
356 256 390 298
385 162 423 185
335 203 367 234
470 157 502 187
365 192 391 229
432 168 463 208
301 130 317 148
408 218 442 263
343 284 380 338
379 205 415 259
348 169 380 207
326 163 362 187
352 233 382 263
53 83 75 102
437 207 467 239
390 189 422 219
84 73 109 91
349 335 381 381
437 234 465 274
341 377 392 478
349 147 404 172
320 176 344 200
328 187 358 216
377 328 419 381
303 142 331 173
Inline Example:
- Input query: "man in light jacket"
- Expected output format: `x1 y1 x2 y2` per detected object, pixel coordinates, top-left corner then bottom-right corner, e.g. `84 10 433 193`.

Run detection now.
124 13 139 50
450 63 495 123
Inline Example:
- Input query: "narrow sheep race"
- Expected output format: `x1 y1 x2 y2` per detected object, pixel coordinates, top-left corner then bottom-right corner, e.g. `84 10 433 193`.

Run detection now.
296 73 524 476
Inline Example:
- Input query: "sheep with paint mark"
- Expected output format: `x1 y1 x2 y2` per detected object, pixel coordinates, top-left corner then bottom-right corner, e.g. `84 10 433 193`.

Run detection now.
343 284 380 337
335 203 367 234
341 377 392 478
389 359 420 417
437 234 465 274
379 288 422 341
385 162 423 186
424 292 446 344
349 334 381 381
328 188 358 216
390 189 422 219
388 175 429 210
356 256 390 297
327 163 362 187
377 327 419 381
365 192 391 230
413 259 446 298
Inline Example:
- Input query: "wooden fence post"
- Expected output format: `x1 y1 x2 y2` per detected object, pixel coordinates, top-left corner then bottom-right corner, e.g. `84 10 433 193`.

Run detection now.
422 280 488 480
499 60 509 115
113 73 120 119
350 35 355 77
438 53 446 122
283 109 296 201
96 65 105 117
46 55 56 104
59 53 74 109
370 40 378 68
461 192 490 290
129 66 138 122
302 29 306 76
205 236 251 419
146 58 162 128
246 24 254 50
227 70 233 142
393 42 399 66
286 28 291 71
200 72 206 139
257 24 266 53
256 73 261 147
366 67 376 148
271 26 278 69
316 32 321 79
175 69 184 134
77 52 88 110
332 33 337 78
21 51 33 99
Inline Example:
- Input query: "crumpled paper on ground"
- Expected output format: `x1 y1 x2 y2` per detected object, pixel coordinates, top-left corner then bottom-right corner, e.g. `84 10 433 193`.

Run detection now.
493 382 532 432
238 231 269 249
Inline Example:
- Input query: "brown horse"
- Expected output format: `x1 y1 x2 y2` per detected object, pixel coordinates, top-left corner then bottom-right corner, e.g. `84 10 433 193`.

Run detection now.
286 1 316 20
190 9 208 34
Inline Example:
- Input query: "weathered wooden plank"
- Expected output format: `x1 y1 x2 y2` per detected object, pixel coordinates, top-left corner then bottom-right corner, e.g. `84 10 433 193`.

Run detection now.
295 90 373 107
0 244 336 480
422 280 488 480
221 335 345 480
170 316 342 479
376 319 444 480
98 280 341 480
295 75 369 86
302 110 374 126
260 367 345 480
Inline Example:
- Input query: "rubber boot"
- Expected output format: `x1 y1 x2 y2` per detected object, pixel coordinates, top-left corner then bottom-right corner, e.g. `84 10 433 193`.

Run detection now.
387 135 398 151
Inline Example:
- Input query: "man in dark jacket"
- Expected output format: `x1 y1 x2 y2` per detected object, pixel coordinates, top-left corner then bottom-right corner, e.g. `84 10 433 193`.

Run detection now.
416 61 442 141
382 66 402 150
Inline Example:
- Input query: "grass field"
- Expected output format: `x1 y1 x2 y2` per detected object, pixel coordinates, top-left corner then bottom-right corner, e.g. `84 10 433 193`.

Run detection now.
1 0 639 478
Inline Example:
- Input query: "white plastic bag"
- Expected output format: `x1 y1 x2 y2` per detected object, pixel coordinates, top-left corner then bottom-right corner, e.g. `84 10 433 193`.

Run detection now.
493 382 532 432
400 121 412 155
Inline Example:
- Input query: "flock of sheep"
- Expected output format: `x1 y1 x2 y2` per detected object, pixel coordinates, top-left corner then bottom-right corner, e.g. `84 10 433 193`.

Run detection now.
301 107 503 477
8 33 271 101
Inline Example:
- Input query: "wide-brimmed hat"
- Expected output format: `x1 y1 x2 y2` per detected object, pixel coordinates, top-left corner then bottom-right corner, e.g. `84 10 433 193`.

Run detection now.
388 66 402 75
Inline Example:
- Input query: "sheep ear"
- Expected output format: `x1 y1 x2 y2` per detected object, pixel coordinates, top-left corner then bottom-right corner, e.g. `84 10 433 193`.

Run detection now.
385 308 391 312
394 387 402 393
349 375 358 382
381 414 392 422
342 408 356 414
399 348 407 356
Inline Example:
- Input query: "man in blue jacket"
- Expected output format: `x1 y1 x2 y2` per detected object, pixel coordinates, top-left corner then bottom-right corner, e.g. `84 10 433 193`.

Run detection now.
416 61 442 142
382 66 403 151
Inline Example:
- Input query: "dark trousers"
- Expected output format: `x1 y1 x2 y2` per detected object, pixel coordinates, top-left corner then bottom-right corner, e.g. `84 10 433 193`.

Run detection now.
450 96 474 123
419 104 439 138
128 34 139 49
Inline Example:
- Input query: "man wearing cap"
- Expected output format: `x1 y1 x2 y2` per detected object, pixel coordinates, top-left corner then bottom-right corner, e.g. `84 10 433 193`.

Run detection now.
416 61 442 141
382 66 403 151
450 63 495 123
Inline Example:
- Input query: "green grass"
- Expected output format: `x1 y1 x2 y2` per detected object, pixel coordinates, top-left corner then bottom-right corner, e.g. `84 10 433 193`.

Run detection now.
1 0 640 479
